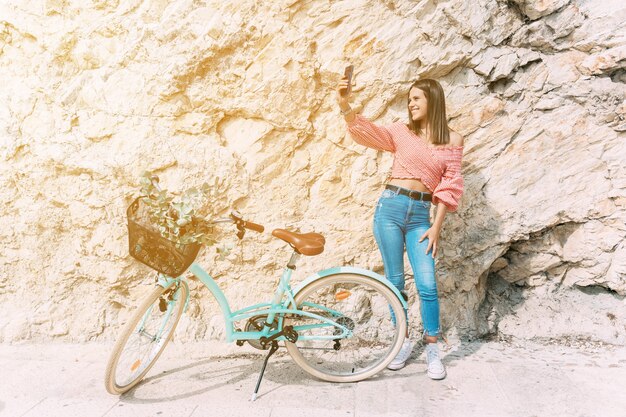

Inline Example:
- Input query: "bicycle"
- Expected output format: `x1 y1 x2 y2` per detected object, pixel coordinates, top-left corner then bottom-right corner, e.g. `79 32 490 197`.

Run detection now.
104 178 408 400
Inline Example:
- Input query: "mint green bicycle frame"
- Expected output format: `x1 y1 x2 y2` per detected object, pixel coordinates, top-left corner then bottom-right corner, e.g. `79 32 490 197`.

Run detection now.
156 262 408 343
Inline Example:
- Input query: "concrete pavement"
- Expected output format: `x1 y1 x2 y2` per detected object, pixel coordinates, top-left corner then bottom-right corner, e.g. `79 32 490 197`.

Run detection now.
1 339 625 417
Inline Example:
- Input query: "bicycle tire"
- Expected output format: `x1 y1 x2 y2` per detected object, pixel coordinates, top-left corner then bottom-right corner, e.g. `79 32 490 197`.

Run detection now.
105 281 188 394
285 273 406 382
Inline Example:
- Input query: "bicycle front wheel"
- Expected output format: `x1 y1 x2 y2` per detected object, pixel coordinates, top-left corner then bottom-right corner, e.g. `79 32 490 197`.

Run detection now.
285 273 406 382
105 280 188 394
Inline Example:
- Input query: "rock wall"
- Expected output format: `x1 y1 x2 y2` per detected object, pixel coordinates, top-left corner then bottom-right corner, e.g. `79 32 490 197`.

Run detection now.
1 0 624 344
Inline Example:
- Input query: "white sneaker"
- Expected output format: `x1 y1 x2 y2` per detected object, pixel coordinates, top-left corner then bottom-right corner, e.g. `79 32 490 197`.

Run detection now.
425 343 446 380
387 339 413 370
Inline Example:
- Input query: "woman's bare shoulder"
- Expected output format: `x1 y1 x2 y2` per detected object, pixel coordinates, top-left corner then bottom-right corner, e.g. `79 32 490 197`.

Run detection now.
449 130 464 146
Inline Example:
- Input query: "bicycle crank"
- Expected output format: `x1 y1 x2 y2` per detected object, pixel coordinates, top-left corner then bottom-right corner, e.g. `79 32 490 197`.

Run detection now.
244 315 277 350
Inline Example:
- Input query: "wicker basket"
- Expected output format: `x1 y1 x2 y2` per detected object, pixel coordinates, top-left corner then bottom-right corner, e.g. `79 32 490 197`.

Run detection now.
127 197 201 277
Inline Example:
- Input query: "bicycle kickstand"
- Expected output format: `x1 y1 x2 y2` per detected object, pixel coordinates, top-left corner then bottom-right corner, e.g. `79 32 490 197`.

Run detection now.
251 340 279 401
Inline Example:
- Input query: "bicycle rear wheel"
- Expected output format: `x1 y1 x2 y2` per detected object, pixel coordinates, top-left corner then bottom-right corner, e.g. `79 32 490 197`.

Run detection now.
285 273 406 382
105 280 188 394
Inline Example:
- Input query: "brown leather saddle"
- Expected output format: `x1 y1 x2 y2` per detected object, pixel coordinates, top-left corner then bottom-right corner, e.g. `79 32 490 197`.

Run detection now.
271 229 325 256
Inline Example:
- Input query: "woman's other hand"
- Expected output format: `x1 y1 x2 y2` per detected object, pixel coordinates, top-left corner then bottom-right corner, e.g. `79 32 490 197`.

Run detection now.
419 226 441 258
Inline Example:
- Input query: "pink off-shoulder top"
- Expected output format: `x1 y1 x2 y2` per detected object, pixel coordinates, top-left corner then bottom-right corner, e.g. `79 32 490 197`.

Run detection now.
347 114 464 212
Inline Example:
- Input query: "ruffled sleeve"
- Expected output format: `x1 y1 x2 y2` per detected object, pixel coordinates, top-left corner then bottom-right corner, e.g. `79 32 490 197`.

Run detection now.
432 147 464 212
346 114 395 152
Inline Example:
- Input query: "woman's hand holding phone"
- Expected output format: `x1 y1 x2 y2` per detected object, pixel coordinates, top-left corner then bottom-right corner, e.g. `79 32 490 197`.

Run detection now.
340 65 353 97
337 65 354 119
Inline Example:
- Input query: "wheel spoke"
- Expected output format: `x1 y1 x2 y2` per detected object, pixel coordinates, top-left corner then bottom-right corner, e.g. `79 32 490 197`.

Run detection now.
105 282 188 394
285 274 405 382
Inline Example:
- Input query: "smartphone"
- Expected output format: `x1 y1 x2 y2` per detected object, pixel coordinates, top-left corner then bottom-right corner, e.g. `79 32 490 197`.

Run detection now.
341 65 354 97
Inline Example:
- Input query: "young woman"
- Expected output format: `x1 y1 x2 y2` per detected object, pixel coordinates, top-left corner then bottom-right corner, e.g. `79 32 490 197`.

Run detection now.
336 77 464 379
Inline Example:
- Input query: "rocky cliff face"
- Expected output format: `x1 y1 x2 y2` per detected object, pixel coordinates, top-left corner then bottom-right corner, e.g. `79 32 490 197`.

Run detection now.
1 0 624 344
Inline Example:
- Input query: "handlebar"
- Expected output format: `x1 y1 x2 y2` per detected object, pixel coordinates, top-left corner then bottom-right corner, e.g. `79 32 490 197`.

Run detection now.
203 211 264 239
229 211 264 238
237 218 265 233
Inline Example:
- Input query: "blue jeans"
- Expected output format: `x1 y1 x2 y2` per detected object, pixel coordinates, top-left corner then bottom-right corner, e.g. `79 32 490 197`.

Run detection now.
373 186 440 337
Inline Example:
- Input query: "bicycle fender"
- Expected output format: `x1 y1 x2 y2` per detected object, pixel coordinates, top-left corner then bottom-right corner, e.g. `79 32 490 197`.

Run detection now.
293 266 408 309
